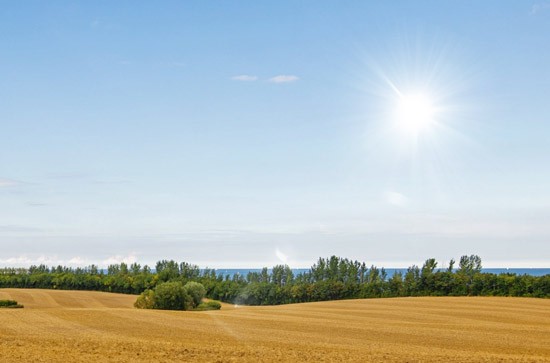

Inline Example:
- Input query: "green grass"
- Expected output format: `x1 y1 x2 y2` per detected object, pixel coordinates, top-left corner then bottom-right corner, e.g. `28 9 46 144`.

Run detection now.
0 299 24 308
194 300 222 311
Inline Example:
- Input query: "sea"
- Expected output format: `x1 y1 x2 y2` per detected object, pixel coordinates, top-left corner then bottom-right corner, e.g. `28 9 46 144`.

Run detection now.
212 268 550 279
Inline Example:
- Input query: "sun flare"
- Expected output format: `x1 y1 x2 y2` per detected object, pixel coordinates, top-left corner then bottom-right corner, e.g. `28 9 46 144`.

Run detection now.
395 93 436 133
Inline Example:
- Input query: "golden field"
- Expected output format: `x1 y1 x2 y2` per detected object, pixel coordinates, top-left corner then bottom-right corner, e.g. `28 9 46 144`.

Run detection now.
1 288 549 362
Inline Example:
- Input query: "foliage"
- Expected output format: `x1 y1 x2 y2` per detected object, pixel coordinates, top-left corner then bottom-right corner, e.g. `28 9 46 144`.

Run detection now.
0 299 23 308
134 289 156 309
152 281 193 310
195 300 222 311
1 255 548 307
184 281 206 307
133 281 209 310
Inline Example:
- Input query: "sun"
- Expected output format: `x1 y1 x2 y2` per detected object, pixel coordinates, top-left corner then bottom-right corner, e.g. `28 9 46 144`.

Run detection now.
395 92 436 133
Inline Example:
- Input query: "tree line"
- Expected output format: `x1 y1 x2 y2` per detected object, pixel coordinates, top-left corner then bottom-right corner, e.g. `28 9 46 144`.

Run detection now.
0 255 548 305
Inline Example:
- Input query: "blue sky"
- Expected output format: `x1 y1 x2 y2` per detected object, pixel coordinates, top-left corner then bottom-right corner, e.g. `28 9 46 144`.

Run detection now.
1 1 550 268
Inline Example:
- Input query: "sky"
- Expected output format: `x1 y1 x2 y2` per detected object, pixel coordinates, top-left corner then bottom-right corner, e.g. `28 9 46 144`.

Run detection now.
1 1 550 268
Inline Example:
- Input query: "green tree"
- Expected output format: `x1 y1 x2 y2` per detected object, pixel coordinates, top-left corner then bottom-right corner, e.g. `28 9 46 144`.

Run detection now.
184 281 206 307
153 281 192 310
156 260 180 282
420 258 438 294
447 258 455 272
458 255 482 276
457 255 483 295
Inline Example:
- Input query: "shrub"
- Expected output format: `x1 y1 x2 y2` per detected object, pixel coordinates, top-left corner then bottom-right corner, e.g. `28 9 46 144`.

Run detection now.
134 281 193 310
134 289 156 309
134 281 211 311
0 300 23 308
153 281 193 310
195 300 222 311
0 300 17 307
184 281 206 307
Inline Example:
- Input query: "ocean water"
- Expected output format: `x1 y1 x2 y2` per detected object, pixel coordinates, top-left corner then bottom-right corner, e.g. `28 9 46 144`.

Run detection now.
212 268 550 279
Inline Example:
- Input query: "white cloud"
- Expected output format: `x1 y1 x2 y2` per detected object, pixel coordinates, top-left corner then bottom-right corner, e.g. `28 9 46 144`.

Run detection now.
0 178 18 187
0 255 60 266
68 256 87 265
231 75 258 81
385 191 409 207
268 75 299 83
102 253 137 266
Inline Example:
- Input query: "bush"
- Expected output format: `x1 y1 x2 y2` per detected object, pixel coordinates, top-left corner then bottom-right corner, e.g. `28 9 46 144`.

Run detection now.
0 300 23 308
184 281 206 307
134 289 156 309
134 281 211 311
134 281 193 310
0 300 17 307
195 300 222 311
153 281 193 310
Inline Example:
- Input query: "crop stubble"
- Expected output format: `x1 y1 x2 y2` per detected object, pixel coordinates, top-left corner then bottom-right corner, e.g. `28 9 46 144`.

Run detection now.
1 289 549 362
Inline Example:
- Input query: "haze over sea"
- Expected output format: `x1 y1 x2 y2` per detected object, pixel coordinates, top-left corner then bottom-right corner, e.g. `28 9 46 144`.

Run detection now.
213 268 550 278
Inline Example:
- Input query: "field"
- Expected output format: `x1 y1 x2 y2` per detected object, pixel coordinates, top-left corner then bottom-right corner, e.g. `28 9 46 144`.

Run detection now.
1 289 549 362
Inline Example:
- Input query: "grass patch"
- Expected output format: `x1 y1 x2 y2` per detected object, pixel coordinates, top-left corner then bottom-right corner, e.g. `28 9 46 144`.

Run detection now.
0 300 24 309
194 300 222 311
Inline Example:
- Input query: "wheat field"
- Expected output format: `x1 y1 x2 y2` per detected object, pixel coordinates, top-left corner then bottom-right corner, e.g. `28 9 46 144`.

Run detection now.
0 288 549 362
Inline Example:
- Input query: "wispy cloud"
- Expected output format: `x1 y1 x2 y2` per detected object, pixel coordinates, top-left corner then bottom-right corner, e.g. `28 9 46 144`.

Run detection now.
231 75 258 81
0 225 42 233
26 202 49 207
385 191 409 207
531 2 550 14
0 178 19 187
231 74 299 83
92 178 131 185
44 172 89 179
268 75 299 83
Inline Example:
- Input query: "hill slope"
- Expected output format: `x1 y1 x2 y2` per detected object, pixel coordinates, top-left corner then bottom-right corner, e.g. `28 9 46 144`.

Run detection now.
1 288 549 362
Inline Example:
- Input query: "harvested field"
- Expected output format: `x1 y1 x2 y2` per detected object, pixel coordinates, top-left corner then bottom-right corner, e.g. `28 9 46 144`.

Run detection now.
0 288 549 362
